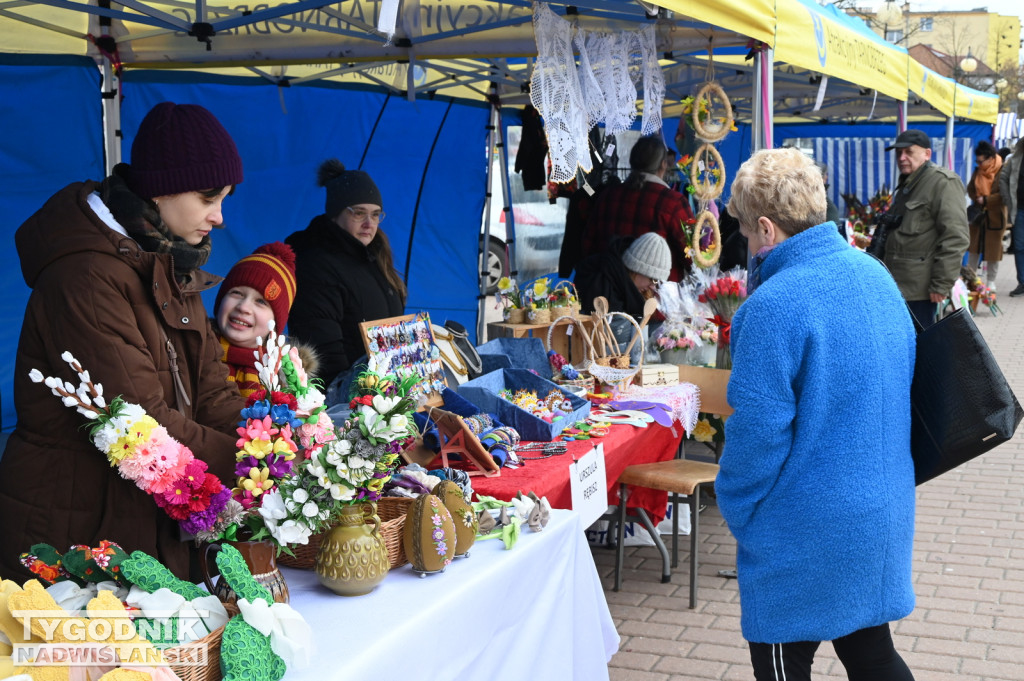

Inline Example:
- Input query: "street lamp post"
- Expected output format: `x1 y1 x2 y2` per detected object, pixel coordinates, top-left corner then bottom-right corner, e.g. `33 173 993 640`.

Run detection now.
876 1 903 41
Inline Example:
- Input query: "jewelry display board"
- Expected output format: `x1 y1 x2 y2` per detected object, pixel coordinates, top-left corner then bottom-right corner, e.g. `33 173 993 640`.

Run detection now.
358 312 446 408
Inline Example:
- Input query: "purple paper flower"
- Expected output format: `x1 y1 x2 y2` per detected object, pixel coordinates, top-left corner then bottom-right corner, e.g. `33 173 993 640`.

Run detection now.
435 542 447 556
265 453 293 479
234 455 261 478
431 528 444 541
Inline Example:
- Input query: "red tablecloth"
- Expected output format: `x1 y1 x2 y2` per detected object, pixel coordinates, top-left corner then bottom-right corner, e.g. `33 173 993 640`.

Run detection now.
472 422 684 525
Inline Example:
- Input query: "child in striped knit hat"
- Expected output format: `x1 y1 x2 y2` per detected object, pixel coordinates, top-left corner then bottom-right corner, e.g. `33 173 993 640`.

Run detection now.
214 242 317 397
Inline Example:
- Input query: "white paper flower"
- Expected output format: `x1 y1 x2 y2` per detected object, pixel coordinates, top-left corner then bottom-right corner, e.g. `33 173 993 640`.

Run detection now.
292 488 309 504
388 413 409 433
371 394 401 414
269 519 312 545
301 502 319 518
92 424 120 452
329 483 354 502
258 490 288 522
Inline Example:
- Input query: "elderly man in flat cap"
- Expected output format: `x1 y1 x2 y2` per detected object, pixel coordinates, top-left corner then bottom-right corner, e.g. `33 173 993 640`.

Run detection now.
874 129 969 328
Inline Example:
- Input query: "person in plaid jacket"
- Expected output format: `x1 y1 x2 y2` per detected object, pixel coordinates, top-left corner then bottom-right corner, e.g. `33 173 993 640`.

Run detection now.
580 135 694 281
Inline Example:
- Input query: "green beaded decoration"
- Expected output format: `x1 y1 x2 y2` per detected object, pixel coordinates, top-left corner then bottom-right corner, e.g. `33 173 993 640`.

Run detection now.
216 544 286 681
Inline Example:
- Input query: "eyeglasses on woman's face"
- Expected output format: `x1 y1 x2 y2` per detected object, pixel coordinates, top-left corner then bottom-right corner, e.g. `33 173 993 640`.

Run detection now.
345 206 386 223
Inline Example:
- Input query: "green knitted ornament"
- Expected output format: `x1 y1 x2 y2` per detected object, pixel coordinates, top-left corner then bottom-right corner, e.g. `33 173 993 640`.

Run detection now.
120 551 207 600
215 545 286 681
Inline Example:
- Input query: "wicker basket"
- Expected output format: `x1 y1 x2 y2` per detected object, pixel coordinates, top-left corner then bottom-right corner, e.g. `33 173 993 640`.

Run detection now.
588 311 645 392
506 307 527 324
166 602 239 681
527 307 552 324
277 496 413 571
550 280 579 318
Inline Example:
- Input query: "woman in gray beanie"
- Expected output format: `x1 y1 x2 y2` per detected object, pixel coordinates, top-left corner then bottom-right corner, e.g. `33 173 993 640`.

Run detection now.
286 160 407 405
574 232 670 361
0 102 246 582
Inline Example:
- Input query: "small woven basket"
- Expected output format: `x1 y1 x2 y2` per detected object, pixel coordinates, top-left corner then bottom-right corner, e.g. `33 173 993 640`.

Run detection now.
166 601 239 681
550 281 579 318
506 307 528 324
588 311 645 392
277 496 413 570
527 307 552 324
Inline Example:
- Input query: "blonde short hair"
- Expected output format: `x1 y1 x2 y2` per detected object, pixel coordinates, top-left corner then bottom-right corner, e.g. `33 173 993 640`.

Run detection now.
727 148 827 236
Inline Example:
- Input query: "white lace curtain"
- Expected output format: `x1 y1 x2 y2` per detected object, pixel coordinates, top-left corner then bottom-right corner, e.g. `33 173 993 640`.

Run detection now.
530 3 665 184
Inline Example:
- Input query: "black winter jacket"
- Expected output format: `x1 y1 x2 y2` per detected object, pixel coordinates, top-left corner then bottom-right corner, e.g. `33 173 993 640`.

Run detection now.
285 215 404 386
573 237 647 321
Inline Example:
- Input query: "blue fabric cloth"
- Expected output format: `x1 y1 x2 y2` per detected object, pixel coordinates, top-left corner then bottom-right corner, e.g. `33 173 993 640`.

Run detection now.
717 222 918 644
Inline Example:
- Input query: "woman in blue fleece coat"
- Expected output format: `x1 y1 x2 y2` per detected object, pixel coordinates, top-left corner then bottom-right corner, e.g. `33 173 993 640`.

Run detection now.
717 148 917 681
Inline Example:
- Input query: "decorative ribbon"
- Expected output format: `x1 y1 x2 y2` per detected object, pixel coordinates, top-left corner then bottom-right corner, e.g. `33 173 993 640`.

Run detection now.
125 586 229 643
236 598 314 669
711 315 732 346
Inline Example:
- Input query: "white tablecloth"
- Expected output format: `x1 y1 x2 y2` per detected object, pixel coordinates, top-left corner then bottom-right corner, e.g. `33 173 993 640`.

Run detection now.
284 509 619 681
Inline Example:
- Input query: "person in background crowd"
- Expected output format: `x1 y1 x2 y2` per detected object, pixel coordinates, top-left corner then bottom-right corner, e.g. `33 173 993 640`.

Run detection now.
815 161 841 231
559 172 621 278
718 148 917 681
0 102 246 581
880 129 969 327
998 137 1024 297
213 242 318 398
574 232 669 363
998 146 1011 162
580 135 694 281
966 141 1006 291
286 160 406 405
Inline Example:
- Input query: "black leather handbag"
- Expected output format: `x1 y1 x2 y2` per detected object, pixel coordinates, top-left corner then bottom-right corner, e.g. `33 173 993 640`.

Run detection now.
910 307 1023 485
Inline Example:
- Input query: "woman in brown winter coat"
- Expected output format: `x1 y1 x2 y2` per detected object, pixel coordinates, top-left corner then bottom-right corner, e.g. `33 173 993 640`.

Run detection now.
967 140 1007 290
0 102 246 581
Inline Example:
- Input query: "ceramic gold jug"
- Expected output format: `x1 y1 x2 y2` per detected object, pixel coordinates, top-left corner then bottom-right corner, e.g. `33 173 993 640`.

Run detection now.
315 502 390 597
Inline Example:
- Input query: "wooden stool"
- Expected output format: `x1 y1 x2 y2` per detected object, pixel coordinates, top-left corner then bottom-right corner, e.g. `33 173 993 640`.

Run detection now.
613 459 720 608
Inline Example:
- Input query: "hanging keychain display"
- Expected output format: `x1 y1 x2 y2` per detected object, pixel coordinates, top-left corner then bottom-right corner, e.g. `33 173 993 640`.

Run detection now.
359 312 447 408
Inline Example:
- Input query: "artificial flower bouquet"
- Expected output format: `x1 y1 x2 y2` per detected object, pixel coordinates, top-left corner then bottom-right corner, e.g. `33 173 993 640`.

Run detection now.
198 322 336 551
496 276 523 311
692 266 748 369
960 266 1001 316
528 276 551 309
31 353 233 536
653 282 718 366
525 276 553 323
302 361 420 510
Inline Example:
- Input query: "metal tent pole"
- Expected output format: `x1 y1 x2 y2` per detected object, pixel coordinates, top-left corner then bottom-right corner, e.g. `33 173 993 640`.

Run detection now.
100 58 121 175
752 47 775 152
478 103 499 342
945 116 954 170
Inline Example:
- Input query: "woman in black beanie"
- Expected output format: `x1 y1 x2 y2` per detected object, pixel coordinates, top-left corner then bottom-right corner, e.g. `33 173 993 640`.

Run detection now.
286 160 407 405
0 102 246 581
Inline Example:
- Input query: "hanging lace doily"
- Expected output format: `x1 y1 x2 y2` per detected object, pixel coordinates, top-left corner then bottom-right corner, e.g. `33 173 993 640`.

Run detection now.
586 31 638 135
575 30 606 130
636 25 665 136
531 4 592 183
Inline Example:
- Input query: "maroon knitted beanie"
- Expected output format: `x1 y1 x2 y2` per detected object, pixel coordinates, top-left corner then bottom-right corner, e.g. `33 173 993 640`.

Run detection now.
127 102 244 199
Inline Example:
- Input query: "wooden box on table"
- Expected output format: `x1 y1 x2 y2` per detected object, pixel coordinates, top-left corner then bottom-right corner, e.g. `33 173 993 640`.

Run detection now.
633 363 681 387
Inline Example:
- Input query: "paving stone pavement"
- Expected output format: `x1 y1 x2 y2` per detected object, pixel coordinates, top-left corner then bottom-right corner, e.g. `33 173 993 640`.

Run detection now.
595 263 1024 681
